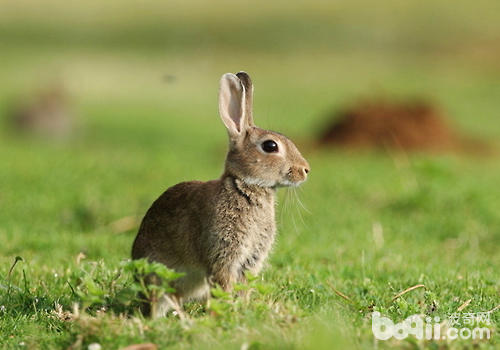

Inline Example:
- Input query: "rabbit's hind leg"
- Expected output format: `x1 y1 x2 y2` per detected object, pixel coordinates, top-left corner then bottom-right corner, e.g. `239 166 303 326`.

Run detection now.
151 293 183 319
154 267 209 318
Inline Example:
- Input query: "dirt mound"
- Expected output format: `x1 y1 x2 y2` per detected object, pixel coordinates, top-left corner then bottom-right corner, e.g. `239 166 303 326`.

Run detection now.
318 98 478 152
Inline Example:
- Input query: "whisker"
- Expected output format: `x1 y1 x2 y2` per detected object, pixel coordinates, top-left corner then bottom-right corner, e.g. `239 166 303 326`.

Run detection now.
290 202 299 233
293 186 311 214
280 189 285 224
280 187 290 225
279 186 311 235
292 187 306 227
284 188 298 233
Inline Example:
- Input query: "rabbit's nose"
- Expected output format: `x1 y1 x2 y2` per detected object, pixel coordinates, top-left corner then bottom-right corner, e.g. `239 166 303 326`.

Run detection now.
302 167 310 177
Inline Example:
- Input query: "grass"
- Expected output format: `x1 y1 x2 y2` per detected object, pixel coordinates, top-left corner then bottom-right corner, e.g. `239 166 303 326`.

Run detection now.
0 1 499 349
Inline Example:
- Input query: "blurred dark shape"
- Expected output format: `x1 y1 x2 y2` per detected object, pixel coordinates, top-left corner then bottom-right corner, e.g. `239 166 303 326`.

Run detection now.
7 83 75 140
162 74 177 84
318 97 488 153
60 203 98 232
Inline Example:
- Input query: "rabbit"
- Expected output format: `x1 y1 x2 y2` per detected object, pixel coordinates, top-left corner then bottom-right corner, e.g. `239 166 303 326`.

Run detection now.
8 83 74 140
132 71 310 318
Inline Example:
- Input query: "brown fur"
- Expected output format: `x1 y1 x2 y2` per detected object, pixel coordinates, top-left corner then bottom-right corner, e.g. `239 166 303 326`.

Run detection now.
132 72 309 317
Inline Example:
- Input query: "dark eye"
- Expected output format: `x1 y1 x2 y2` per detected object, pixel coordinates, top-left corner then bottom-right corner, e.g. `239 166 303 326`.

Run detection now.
261 140 279 153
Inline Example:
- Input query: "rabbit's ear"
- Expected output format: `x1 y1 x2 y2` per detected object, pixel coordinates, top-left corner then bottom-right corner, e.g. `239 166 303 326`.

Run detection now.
219 73 248 139
236 71 254 127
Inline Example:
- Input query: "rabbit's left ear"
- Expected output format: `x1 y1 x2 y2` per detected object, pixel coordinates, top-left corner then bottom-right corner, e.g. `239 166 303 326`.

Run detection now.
219 72 253 141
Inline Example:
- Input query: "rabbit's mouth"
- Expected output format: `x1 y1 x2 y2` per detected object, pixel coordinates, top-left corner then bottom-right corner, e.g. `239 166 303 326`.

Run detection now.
281 166 309 187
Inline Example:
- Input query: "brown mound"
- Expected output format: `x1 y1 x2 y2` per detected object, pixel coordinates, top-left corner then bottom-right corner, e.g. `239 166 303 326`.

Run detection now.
318 98 478 152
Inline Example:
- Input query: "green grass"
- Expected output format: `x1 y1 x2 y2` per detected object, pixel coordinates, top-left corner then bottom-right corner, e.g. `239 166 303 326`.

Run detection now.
0 1 499 349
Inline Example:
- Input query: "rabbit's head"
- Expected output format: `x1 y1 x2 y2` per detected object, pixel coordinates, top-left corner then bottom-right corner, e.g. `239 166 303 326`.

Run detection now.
219 72 309 188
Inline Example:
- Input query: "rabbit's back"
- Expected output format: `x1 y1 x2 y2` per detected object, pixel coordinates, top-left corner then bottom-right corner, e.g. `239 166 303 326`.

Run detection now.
132 180 218 268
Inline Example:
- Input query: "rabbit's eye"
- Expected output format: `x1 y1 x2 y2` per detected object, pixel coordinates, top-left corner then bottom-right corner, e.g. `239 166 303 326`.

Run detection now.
261 140 279 153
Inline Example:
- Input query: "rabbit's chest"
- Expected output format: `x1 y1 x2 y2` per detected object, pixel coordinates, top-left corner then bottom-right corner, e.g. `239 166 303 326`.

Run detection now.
233 204 276 275
211 179 277 276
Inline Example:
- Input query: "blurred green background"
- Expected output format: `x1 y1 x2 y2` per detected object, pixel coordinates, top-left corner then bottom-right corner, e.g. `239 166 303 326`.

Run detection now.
0 0 499 349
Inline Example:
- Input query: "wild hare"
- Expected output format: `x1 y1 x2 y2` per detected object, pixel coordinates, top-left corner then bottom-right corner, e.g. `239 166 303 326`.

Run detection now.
132 72 309 318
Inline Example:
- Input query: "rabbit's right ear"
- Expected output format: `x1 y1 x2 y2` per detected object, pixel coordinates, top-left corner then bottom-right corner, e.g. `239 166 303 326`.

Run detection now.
236 71 254 127
219 73 247 141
